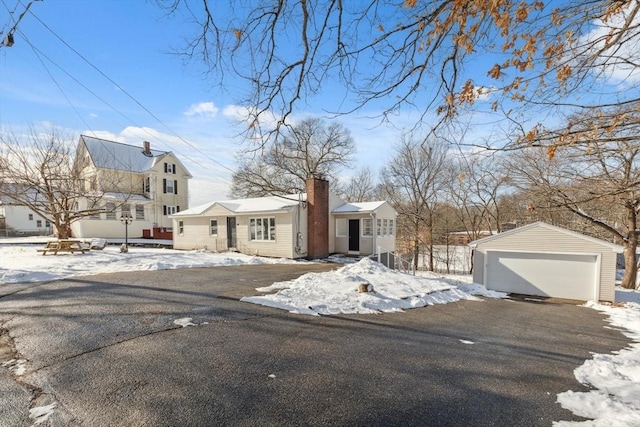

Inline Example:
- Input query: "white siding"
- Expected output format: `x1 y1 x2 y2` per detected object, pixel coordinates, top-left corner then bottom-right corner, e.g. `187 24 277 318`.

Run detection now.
235 212 296 258
173 208 307 259
172 217 228 251
473 224 616 302
151 153 190 228
332 202 397 256
1 205 52 233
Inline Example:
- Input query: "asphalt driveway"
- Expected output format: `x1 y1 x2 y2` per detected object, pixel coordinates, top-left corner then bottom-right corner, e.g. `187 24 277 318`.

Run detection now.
0 264 631 426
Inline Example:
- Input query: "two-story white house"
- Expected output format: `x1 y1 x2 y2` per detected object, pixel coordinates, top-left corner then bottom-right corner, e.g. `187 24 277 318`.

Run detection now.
71 135 191 239
0 194 54 237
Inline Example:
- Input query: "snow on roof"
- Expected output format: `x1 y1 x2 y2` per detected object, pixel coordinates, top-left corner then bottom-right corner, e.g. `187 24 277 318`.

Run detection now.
172 194 306 217
219 193 304 213
332 201 386 214
81 135 166 173
172 201 217 217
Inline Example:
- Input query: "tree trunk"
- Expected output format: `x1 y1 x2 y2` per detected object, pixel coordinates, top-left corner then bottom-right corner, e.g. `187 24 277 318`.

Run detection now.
56 222 71 239
621 244 638 289
621 206 638 290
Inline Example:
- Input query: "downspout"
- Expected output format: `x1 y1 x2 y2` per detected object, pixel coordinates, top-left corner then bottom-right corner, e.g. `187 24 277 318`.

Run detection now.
370 212 377 256
295 192 307 256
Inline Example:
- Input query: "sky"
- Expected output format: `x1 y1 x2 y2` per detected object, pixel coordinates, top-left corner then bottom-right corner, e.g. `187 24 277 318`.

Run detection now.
0 239 639 425
1 1 636 208
0 0 438 206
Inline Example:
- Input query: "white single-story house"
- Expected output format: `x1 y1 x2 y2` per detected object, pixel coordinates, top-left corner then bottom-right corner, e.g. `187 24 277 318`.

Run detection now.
470 221 620 302
171 177 397 259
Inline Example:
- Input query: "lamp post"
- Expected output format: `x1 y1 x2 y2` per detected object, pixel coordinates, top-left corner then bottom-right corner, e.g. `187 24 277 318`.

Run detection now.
120 214 132 253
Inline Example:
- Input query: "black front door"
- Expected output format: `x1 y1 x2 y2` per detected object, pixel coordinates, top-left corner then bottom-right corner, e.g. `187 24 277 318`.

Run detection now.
227 217 237 249
348 219 360 252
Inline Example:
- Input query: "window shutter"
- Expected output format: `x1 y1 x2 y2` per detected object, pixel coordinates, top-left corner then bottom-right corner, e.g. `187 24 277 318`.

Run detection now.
163 205 167 216
164 162 167 173
163 179 166 193
174 180 178 194
173 164 176 174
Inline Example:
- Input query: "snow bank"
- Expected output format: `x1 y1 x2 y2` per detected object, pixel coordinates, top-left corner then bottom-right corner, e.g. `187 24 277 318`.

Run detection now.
241 257 495 315
555 290 640 426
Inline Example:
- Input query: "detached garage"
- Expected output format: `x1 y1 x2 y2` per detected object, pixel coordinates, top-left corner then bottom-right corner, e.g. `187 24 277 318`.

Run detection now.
470 222 620 302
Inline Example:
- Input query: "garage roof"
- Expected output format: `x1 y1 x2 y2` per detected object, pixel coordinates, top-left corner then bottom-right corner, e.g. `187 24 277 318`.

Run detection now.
468 221 624 253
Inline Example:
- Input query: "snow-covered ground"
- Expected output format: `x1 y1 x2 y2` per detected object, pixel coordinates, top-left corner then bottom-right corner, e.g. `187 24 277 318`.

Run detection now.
0 242 301 285
241 258 504 315
0 239 638 425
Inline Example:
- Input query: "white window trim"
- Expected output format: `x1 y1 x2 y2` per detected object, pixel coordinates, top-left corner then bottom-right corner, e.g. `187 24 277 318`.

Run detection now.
135 204 145 220
362 218 373 237
166 180 175 194
105 203 116 220
250 217 276 241
210 219 218 236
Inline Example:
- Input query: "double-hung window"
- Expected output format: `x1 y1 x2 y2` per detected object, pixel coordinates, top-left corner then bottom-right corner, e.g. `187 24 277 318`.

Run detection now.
164 179 177 194
105 203 116 220
165 163 176 174
135 204 145 220
362 218 373 236
250 217 276 241
210 219 218 236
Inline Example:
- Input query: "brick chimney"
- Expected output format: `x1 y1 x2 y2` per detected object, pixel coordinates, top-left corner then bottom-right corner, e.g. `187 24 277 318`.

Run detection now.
306 175 329 259
142 141 151 156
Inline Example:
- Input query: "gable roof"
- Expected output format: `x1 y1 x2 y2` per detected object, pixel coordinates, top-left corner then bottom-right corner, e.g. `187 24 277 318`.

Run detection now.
469 221 624 252
172 193 306 217
332 201 387 214
80 135 167 173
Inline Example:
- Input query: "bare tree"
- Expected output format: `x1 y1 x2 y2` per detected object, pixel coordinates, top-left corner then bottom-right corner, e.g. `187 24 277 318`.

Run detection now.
379 135 450 270
337 167 377 202
160 1 640 147
509 115 640 289
231 117 355 197
0 129 123 239
448 153 511 240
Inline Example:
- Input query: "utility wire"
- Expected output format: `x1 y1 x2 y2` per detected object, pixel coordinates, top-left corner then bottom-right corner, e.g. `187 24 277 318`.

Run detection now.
0 0 40 43
0 0 21 36
27 10 238 178
16 30 227 177
20 29 94 133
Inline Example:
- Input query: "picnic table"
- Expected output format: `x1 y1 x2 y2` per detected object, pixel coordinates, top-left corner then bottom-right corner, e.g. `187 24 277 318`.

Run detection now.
37 240 88 255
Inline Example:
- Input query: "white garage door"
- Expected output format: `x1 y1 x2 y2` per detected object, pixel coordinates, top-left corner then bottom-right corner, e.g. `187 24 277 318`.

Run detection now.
485 251 598 300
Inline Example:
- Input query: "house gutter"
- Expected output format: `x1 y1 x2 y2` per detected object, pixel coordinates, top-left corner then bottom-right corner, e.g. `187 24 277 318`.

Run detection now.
370 212 377 256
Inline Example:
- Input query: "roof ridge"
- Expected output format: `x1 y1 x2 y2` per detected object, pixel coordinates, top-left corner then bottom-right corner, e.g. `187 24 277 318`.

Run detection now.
81 135 168 154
